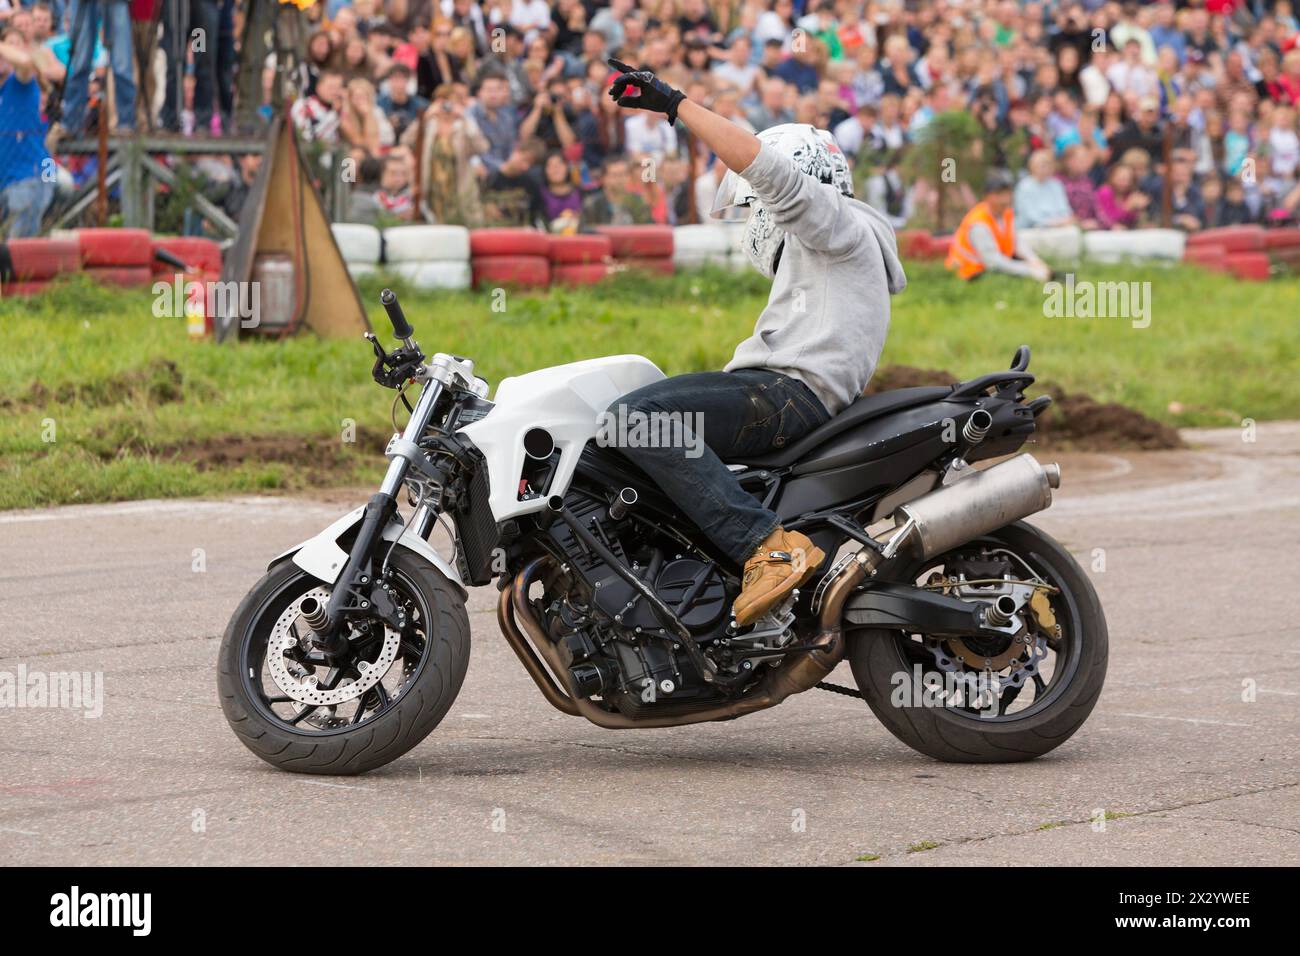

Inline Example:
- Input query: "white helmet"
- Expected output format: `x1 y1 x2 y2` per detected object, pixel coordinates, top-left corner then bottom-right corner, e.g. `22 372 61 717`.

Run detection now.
710 124 854 278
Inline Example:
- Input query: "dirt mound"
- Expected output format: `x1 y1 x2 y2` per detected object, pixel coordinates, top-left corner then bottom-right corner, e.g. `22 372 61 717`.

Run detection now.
82 426 392 486
865 364 1183 451
1034 384 1183 450
152 425 391 474
4 359 186 410
863 365 958 393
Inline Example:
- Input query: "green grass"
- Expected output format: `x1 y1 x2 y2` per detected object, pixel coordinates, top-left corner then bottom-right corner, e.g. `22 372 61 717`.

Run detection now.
0 263 1296 509
907 840 941 853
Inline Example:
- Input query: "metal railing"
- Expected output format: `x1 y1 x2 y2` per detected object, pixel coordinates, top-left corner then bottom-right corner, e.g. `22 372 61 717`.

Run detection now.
50 124 350 238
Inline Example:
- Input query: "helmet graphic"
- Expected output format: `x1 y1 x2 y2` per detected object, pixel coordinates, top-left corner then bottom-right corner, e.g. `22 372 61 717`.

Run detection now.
710 124 855 278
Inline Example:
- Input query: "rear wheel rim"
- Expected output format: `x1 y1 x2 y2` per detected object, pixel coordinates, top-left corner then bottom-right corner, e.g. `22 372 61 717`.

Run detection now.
879 533 1084 724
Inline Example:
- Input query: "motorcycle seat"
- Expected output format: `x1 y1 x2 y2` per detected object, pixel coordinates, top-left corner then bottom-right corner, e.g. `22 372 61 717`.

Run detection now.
726 385 953 469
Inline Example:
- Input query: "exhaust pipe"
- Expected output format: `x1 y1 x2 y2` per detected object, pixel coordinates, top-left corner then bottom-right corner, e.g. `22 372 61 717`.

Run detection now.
502 553 857 729
807 453 1061 614
890 453 1060 561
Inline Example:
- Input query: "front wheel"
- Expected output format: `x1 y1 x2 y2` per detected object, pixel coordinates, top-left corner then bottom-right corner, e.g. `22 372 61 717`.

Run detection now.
217 549 470 774
848 521 1108 762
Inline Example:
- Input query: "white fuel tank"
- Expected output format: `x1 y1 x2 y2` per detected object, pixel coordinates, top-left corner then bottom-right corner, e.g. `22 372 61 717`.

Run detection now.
457 355 665 521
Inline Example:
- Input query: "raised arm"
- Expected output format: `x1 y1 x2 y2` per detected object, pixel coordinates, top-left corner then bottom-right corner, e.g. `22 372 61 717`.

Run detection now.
675 99 759 174
606 60 866 254
608 59 759 173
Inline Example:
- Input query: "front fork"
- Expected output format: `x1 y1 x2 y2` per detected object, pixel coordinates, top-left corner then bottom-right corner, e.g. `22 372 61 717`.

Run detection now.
317 377 446 650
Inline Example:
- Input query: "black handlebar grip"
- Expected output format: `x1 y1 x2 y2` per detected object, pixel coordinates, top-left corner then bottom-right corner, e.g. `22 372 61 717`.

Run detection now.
379 288 414 339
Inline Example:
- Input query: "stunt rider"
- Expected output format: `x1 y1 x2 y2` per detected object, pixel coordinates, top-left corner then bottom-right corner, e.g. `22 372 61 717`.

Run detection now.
605 59 907 627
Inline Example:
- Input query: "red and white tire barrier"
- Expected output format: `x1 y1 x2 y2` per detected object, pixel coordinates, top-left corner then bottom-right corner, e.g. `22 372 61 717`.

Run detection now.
471 254 551 288
671 223 732 270
6 237 80 281
469 228 551 289
79 227 154 267
2 230 222 296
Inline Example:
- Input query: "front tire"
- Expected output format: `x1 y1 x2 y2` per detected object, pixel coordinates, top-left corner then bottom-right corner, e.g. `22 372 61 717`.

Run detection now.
848 521 1108 762
217 550 470 775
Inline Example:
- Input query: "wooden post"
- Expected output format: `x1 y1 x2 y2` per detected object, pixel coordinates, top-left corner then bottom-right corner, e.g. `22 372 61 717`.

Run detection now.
413 110 426 214
142 137 155 227
936 168 945 235
95 98 108 225
120 137 144 227
1160 124 1173 228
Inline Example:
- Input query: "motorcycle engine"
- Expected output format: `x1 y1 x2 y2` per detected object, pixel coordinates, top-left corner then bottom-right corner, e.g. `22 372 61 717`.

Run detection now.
542 492 786 717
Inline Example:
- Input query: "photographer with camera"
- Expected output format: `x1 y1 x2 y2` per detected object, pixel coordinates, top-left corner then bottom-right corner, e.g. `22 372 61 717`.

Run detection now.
411 83 487 226
519 79 575 152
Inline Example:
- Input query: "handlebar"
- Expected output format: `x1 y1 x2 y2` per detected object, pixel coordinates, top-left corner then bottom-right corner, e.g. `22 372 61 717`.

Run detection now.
379 288 414 341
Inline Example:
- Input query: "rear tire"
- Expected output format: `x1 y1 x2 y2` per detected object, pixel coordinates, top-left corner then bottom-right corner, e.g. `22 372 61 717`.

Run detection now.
848 521 1108 762
217 550 470 775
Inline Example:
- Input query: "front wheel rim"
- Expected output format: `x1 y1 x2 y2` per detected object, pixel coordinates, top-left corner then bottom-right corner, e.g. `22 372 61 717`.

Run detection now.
238 567 435 736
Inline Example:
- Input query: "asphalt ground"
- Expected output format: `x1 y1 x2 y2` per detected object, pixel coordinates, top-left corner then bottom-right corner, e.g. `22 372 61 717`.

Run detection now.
1 423 1296 865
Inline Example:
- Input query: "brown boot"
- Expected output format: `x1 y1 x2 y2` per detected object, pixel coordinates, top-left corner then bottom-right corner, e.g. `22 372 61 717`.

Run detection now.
732 527 826 627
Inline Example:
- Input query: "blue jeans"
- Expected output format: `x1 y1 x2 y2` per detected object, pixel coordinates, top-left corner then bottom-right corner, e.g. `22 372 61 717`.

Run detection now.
62 0 136 134
607 369 830 564
216 0 236 118
161 0 222 130
2 177 55 238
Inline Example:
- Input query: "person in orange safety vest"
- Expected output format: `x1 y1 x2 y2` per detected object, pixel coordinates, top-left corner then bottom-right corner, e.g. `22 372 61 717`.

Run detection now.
946 169 1053 282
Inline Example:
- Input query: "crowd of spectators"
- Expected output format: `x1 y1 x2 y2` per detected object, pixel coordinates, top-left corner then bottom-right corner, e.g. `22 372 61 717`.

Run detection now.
2 0 1299 239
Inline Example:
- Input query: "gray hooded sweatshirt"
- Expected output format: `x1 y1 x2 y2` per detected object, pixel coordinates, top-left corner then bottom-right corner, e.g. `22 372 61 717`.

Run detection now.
723 143 908 416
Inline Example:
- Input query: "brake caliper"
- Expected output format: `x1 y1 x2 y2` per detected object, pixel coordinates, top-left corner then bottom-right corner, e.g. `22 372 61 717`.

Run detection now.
1028 588 1059 637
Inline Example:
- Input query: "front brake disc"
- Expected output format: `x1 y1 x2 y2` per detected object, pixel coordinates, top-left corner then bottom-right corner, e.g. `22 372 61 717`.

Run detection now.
266 587 401 707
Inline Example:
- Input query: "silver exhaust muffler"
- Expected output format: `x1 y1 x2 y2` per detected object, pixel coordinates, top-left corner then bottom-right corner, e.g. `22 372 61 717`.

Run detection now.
812 454 1061 615
889 453 1061 560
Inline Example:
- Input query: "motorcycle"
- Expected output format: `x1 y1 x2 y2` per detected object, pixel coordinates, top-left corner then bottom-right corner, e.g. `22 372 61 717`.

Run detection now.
218 289 1108 774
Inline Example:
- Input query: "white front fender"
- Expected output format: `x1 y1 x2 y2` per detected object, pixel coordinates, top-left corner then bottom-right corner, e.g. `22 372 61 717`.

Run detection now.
269 507 467 598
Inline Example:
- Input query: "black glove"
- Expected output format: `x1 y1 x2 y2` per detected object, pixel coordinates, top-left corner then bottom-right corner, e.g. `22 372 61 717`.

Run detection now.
607 58 686 124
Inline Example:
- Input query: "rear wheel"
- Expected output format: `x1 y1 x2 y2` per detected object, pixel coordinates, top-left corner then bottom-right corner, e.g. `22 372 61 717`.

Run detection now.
848 521 1107 762
217 550 470 775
